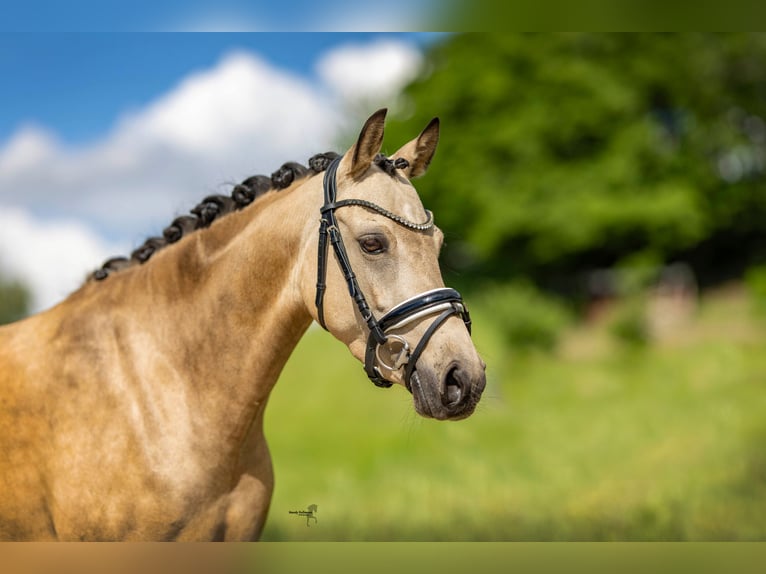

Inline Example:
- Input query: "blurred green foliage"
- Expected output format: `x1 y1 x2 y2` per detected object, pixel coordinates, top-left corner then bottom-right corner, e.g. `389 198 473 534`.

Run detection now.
0 274 30 325
745 264 766 314
386 34 766 298
437 0 766 32
476 282 572 351
609 296 650 347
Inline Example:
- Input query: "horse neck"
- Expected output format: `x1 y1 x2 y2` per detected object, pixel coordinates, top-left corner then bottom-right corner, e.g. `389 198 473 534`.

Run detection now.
78 176 320 443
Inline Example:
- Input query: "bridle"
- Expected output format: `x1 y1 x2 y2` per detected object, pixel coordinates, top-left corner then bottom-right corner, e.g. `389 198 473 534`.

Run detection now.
315 157 472 390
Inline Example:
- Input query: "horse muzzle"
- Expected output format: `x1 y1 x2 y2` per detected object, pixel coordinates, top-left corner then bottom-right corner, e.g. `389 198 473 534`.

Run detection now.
410 359 487 421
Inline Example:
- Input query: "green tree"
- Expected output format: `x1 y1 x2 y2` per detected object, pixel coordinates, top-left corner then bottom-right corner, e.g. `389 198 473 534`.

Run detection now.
0 274 30 325
385 34 766 298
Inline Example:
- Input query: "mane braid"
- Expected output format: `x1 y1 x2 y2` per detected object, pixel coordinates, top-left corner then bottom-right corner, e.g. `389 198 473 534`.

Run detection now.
89 150 407 282
90 152 341 282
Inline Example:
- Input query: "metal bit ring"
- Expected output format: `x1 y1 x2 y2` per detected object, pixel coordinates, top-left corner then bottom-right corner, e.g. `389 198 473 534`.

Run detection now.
375 334 411 372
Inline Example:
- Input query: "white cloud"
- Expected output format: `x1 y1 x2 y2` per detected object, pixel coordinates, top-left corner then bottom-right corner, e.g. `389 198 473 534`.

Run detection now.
0 208 127 313
117 52 335 158
0 124 59 175
0 39 425 315
0 51 338 238
316 39 424 106
163 12 269 32
152 1 430 32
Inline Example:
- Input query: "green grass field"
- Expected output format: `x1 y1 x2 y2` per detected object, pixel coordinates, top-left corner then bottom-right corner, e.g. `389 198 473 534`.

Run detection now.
260 285 766 541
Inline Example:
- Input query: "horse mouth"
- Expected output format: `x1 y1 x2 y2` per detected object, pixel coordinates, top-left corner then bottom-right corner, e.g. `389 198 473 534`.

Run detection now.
409 368 483 421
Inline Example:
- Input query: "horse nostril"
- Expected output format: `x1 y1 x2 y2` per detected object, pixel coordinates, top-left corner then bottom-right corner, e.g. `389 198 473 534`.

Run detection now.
443 366 463 406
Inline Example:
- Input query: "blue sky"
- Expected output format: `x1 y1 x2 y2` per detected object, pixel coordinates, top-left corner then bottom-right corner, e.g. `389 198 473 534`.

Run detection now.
0 33 438 144
0 32 441 310
1 1 436 32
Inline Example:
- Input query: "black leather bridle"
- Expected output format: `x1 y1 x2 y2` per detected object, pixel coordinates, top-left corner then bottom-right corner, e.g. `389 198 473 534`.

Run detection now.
315 157 472 390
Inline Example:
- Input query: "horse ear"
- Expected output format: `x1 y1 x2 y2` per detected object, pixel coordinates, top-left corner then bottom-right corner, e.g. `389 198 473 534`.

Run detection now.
392 117 440 179
341 108 387 180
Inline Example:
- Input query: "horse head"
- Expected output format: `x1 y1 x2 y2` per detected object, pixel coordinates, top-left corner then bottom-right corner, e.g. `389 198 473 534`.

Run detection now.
301 109 487 420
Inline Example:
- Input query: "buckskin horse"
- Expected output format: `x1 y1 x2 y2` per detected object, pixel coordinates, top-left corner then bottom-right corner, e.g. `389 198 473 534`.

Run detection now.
0 109 486 540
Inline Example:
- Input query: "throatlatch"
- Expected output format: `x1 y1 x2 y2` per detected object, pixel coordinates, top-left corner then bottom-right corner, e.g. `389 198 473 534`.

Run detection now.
315 157 472 390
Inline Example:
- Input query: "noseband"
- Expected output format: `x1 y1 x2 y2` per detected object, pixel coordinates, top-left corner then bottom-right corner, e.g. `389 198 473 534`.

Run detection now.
315 157 472 390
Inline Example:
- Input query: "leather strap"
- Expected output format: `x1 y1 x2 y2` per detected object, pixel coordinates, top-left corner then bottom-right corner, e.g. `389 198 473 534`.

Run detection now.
316 158 386 345
404 306 462 392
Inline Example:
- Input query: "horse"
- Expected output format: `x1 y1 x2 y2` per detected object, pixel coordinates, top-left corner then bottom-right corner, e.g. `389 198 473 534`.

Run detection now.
0 109 486 541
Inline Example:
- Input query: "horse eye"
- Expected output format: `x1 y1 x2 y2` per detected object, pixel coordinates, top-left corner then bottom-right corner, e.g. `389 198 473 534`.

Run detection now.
359 235 387 254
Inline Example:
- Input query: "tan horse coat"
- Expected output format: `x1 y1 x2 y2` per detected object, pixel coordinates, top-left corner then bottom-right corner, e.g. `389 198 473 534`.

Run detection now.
0 110 485 540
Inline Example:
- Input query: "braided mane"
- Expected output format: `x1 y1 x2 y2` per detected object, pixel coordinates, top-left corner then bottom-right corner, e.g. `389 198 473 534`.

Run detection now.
90 152 408 281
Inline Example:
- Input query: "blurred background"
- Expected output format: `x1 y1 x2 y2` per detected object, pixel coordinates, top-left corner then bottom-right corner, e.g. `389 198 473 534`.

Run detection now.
2 33 766 540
